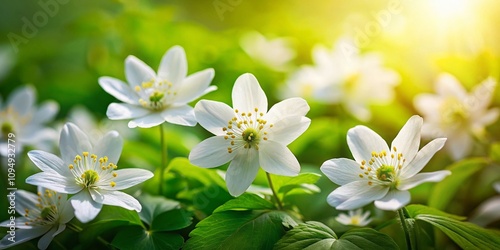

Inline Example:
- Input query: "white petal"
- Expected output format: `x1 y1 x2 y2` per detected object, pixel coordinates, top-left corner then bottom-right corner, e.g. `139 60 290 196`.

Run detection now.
99 168 153 190
70 190 103 223
125 55 156 88
259 141 300 176
106 103 150 120
161 105 197 126
38 226 58 250
469 77 496 112
345 101 371 122
347 125 389 163
474 108 500 127
390 115 423 161
128 113 165 128
226 148 261 196
320 158 364 185
7 85 35 116
51 224 66 239
194 100 235 135
28 150 67 175
13 190 39 215
494 182 500 193
232 73 267 113
413 94 443 117
99 76 139 104
32 101 59 124
398 171 451 190
59 200 75 224
158 45 187 87
446 131 472 160
436 73 467 98
0 226 49 249
26 172 81 194
374 190 411 211
470 196 500 226
95 190 142 211
59 123 92 164
189 136 235 168
399 138 446 179
328 181 389 210
268 116 310 146
93 130 123 164
264 97 310 124
175 68 215 104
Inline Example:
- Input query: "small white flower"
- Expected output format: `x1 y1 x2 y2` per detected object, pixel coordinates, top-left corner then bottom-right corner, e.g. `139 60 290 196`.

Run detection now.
240 31 296 71
335 208 372 226
470 181 500 227
99 45 217 128
0 187 74 250
321 115 451 211
414 73 499 160
26 123 154 223
282 37 400 121
189 73 311 196
0 85 59 156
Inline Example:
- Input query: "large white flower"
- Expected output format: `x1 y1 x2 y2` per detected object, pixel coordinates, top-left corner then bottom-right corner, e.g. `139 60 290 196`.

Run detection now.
0 85 59 156
321 115 451 211
99 45 217 128
240 31 296 71
335 208 372 226
189 73 311 196
414 73 499 160
26 123 153 223
281 38 400 121
470 181 500 227
0 187 74 250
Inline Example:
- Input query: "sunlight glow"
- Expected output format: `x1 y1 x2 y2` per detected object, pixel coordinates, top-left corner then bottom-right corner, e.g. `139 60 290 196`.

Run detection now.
429 0 470 19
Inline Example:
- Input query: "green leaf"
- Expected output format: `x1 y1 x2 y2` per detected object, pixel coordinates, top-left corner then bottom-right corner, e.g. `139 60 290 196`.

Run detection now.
152 209 193 231
274 221 399 250
111 226 184 250
407 204 500 249
214 193 275 212
490 142 500 163
428 158 488 210
275 173 321 194
137 193 180 226
184 210 298 250
169 157 226 188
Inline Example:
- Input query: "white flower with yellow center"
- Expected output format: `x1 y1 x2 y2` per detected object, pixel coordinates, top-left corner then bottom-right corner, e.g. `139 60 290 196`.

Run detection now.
0 85 58 156
99 45 217 128
335 208 372 226
240 31 296 71
26 123 153 223
321 115 451 211
189 73 311 196
414 73 499 160
0 188 74 250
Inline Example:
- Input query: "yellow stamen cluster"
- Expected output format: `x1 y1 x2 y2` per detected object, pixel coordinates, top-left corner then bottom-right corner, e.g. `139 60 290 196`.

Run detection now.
24 189 62 226
68 151 119 189
134 79 177 110
356 146 406 188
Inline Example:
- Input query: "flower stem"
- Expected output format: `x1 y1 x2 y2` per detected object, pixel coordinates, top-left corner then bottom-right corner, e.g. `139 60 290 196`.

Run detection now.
159 124 168 194
266 172 283 210
398 207 413 250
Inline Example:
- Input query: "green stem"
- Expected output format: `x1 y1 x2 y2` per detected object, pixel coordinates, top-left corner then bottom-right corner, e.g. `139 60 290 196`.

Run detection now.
68 223 112 248
266 172 283 210
398 207 412 250
159 124 168 194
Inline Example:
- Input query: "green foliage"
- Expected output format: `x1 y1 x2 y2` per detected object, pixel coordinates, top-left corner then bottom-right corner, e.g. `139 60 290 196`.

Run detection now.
274 221 399 250
271 173 322 205
214 193 276 212
111 226 184 250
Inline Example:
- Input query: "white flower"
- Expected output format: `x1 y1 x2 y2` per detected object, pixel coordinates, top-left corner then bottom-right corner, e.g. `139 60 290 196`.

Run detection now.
414 73 499 160
321 115 451 211
470 182 500 227
99 45 217 128
26 123 154 223
335 208 372 226
0 187 74 250
281 37 400 121
240 31 296 71
189 73 311 196
0 85 59 156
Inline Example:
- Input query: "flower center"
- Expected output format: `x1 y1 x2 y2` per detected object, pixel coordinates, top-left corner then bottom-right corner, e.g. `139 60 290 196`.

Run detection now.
135 80 177 111
222 108 273 153
24 189 61 226
69 152 119 189
440 97 469 128
376 165 395 182
357 147 406 188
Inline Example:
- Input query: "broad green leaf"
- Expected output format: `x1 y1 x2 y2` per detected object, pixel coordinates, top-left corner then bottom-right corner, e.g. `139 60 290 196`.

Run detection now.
214 193 275 212
274 221 398 250
428 158 488 210
169 157 226 188
277 173 322 193
407 204 500 249
152 209 193 231
184 210 298 250
111 225 184 250
406 204 466 221
137 193 180 226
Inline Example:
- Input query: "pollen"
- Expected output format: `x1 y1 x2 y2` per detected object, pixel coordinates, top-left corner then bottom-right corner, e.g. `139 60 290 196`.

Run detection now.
110 181 116 187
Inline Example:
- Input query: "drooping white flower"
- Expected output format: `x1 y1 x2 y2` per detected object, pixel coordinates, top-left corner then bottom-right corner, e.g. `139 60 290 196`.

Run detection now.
321 115 451 211
469 181 500 227
189 73 311 196
26 123 154 223
0 85 59 156
240 31 296 71
99 45 217 128
335 208 372 226
414 74 499 160
0 187 74 250
281 37 400 121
